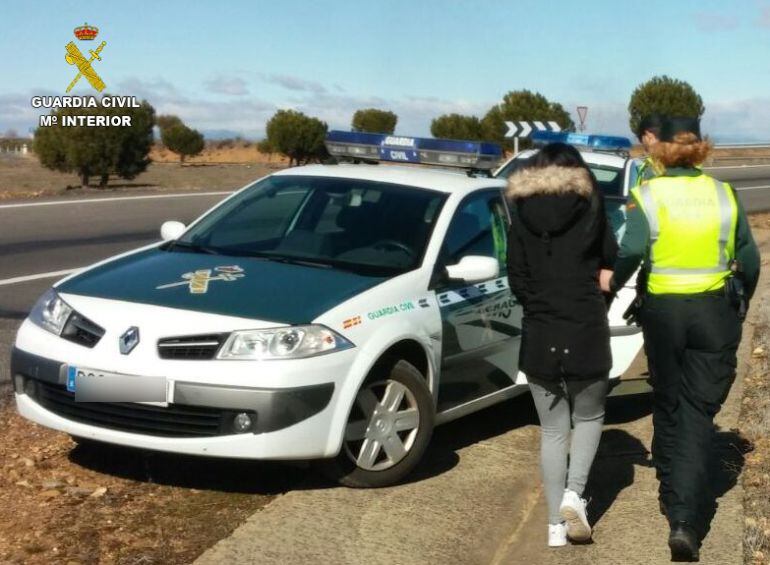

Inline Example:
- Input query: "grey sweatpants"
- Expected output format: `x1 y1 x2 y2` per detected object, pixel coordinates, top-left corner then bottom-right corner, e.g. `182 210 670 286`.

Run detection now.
528 375 609 525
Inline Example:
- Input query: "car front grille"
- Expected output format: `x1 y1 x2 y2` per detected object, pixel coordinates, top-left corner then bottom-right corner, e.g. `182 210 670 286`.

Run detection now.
157 334 227 360
61 313 105 348
30 380 234 437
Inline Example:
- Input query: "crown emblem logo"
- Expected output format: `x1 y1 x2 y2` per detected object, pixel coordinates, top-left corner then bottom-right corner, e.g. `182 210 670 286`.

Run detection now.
74 22 99 41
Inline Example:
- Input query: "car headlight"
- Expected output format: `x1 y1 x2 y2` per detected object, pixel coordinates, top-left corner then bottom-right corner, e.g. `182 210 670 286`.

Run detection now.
29 289 73 336
218 325 354 360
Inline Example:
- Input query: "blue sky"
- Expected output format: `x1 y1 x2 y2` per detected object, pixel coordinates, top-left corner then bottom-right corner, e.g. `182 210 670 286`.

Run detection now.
2 0 770 141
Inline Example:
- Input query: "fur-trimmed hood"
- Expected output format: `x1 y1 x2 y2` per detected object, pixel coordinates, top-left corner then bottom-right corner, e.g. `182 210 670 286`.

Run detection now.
507 166 597 237
506 165 593 200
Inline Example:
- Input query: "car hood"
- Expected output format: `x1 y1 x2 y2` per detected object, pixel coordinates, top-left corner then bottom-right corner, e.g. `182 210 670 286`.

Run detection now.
57 248 388 324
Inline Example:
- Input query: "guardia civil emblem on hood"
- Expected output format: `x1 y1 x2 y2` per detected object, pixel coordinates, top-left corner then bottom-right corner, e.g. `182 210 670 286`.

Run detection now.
156 265 245 295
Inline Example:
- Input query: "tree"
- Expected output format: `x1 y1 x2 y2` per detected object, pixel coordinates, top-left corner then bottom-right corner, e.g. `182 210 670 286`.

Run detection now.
256 138 274 154
265 109 328 166
628 76 705 136
34 97 155 188
430 114 484 140
156 114 183 131
160 122 204 164
351 108 397 134
481 90 574 149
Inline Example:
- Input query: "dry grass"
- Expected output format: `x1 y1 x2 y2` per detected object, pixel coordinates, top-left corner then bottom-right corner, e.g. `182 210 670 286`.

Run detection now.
0 405 299 564
741 228 770 565
741 332 770 565
150 143 289 165
0 153 284 199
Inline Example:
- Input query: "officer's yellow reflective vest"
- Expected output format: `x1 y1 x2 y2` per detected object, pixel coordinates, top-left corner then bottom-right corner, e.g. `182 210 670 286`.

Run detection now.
631 174 738 295
633 156 664 187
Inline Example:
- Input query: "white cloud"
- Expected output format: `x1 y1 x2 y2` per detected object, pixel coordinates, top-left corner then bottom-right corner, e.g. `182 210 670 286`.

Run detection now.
703 98 770 142
263 74 327 94
203 75 249 96
0 90 60 137
117 77 275 137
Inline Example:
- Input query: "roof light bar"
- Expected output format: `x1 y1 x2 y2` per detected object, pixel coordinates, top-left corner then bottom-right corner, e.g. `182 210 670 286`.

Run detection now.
325 131 502 170
530 130 632 152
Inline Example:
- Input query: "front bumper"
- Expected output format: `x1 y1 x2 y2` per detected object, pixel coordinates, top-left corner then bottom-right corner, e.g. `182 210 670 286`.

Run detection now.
11 346 339 459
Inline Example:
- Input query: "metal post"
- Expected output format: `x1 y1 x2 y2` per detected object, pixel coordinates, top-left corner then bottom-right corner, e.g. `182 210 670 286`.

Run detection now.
514 136 519 156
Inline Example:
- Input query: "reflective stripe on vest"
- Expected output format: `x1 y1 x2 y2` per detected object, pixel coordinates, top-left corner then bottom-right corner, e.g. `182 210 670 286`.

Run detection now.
633 176 738 294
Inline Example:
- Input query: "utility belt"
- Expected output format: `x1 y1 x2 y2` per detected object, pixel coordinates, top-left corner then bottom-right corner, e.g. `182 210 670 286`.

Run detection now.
622 261 747 326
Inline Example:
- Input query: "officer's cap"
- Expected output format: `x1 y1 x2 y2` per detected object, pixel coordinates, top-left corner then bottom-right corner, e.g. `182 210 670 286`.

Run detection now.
637 114 665 138
660 117 701 142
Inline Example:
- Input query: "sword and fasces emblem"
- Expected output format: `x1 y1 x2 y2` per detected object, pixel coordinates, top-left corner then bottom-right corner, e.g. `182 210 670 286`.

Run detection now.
65 23 106 93
156 266 246 295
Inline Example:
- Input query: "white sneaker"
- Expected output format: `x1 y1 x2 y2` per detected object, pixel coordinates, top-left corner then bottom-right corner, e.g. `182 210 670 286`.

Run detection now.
559 489 591 541
548 522 567 547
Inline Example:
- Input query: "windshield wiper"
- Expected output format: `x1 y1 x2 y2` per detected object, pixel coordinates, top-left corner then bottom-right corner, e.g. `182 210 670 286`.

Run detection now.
230 250 333 269
164 240 221 255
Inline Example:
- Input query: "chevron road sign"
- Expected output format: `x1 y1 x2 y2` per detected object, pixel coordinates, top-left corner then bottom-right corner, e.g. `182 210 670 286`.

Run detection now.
504 120 562 138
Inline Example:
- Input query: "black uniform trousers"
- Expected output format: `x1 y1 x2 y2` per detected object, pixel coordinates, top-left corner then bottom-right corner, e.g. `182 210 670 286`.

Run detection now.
641 290 741 534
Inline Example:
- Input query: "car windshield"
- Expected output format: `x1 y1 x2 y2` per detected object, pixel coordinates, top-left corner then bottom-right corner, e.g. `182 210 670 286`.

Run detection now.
171 175 447 276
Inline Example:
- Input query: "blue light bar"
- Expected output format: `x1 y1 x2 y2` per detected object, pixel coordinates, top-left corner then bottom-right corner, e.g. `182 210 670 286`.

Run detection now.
325 131 502 170
530 130 632 152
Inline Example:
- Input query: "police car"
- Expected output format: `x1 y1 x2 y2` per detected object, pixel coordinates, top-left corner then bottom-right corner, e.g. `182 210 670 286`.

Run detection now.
11 131 643 488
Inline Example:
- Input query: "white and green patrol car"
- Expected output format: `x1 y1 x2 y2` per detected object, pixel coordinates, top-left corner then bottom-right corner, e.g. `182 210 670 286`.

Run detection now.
12 131 644 487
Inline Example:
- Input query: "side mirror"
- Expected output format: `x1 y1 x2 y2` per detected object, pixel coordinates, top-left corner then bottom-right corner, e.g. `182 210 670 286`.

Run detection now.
160 221 186 241
445 255 499 283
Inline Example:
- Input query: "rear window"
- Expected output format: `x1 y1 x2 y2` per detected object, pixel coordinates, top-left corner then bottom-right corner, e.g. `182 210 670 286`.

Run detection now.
591 166 623 199
496 155 624 198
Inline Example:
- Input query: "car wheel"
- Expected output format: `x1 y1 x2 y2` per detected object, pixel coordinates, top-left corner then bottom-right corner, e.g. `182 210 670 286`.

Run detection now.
323 358 434 488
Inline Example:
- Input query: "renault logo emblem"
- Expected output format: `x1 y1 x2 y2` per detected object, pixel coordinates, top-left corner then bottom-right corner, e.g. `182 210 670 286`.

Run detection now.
119 326 140 355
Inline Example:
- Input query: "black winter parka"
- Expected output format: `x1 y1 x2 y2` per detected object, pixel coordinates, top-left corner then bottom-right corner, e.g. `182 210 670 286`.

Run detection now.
506 165 618 380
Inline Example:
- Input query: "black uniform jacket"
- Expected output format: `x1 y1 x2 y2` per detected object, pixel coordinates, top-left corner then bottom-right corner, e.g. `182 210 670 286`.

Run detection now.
506 165 618 380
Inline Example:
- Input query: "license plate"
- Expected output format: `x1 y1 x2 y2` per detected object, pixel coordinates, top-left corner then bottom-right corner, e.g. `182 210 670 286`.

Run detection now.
67 366 167 403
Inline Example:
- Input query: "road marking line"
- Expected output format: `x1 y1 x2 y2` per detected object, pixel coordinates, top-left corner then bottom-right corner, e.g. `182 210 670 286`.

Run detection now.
0 191 231 210
0 268 81 287
735 184 770 191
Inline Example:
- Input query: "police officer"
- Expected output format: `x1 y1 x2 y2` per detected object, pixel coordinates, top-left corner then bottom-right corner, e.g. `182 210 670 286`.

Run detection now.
607 117 761 561
633 113 666 186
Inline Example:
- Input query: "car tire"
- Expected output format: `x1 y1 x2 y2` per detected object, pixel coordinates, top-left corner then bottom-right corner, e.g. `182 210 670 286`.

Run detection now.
322 357 434 488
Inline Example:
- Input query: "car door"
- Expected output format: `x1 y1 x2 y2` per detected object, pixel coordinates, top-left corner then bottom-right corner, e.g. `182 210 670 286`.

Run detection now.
432 190 522 412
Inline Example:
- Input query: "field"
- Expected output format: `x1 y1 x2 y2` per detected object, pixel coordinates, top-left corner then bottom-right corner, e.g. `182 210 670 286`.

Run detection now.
0 150 285 201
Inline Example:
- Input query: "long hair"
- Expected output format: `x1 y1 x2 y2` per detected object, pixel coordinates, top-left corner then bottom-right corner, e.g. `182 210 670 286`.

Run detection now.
650 132 713 168
530 142 589 170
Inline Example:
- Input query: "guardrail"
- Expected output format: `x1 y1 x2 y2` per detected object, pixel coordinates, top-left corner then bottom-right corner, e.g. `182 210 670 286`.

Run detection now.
714 143 770 149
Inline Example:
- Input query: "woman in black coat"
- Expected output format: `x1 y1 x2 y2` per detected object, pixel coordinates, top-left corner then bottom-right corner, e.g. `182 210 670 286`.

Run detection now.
506 142 617 547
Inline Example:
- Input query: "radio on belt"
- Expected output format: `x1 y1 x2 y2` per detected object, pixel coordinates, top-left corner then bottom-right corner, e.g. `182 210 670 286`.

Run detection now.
325 130 503 170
